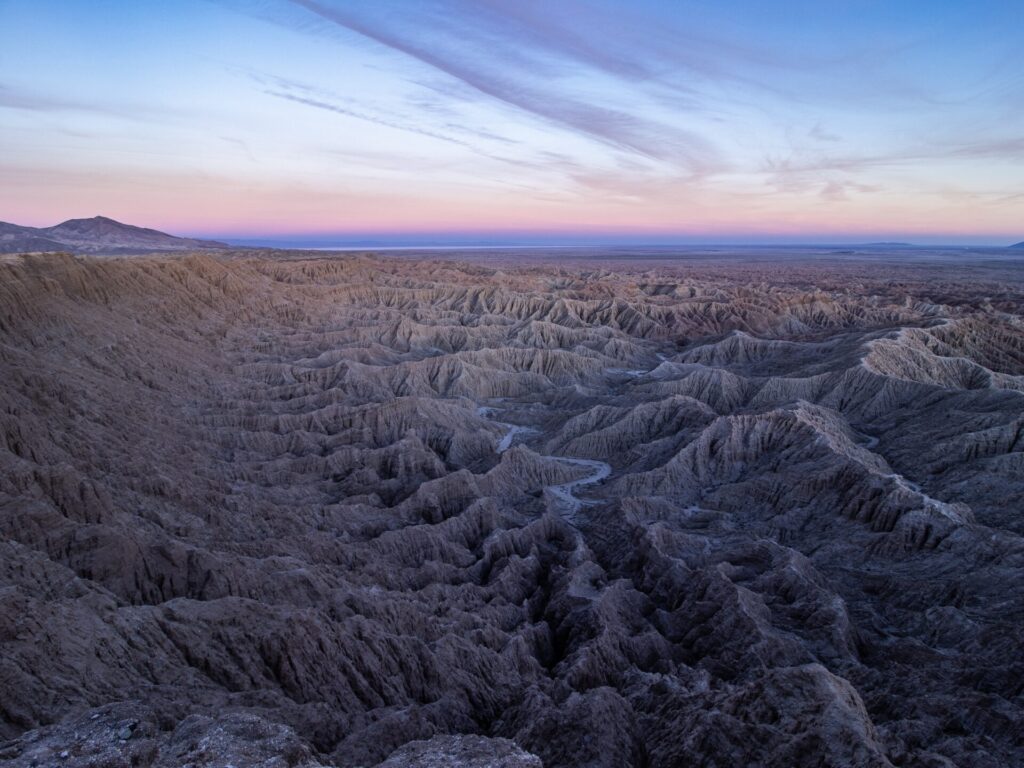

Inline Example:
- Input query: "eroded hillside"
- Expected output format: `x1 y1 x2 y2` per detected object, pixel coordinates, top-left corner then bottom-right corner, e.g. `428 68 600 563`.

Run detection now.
1 252 1022 767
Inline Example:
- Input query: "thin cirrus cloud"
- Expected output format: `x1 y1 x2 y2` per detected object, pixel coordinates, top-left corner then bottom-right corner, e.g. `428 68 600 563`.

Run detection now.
766 137 1024 183
2 0 1023 242
279 0 726 177
0 82 180 123
255 1 1024 206
265 86 478 150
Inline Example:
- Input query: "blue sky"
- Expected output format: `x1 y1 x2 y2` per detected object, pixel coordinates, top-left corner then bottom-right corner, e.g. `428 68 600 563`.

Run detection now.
1 0 1022 244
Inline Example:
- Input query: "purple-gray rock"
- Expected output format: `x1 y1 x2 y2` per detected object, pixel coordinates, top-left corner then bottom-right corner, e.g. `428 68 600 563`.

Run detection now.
1 250 1022 767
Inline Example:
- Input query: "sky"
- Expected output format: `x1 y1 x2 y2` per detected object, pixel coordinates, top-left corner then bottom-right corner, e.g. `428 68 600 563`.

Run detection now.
1 0 1022 245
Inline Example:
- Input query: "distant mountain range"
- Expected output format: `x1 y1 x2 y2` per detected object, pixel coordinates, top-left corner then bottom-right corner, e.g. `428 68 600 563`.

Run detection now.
1011 241 1024 249
0 216 229 254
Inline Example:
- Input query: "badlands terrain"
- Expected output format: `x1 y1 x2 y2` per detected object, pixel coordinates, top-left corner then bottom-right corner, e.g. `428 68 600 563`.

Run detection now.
1 249 1023 767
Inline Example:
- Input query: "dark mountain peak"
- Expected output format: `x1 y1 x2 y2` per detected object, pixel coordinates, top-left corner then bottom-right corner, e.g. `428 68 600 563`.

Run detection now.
65 215 121 227
47 216 163 236
0 215 233 253
0 215 230 254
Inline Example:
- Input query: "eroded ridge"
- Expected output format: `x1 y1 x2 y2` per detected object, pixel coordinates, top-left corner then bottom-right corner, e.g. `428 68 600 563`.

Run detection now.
1 251 1023 767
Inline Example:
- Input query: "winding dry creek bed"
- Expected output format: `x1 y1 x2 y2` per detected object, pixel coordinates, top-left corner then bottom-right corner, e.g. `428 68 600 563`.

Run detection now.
474 359 667 516
476 403 611 516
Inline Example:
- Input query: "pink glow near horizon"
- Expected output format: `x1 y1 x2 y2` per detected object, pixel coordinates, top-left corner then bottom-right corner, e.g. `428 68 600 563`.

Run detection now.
5 173 1018 243
2 1 1022 245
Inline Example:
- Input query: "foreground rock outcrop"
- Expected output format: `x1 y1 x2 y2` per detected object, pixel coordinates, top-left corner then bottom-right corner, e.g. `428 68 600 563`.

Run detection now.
1 250 1022 766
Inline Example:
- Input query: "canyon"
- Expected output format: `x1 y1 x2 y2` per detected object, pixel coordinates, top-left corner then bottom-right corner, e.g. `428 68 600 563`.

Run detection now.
1 249 1022 767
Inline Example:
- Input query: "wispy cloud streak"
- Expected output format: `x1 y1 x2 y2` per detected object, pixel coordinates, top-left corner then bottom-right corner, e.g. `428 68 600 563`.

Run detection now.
267 89 475 149
284 0 723 175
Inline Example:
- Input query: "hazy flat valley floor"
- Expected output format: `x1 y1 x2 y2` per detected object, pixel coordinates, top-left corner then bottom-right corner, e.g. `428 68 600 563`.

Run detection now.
1 250 1023 767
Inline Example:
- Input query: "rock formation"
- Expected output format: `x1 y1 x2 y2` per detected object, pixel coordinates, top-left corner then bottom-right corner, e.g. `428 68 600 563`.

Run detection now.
0 250 1022 766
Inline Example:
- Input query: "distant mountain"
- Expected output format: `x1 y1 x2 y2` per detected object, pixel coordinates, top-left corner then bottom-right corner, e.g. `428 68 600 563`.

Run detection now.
0 221 67 253
0 216 229 254
861 242 913 247
1010 241 1024 249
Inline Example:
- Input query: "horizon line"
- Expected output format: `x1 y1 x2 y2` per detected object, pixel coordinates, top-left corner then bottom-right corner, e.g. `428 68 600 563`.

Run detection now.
6 215 1021 249
215 236 1021 250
